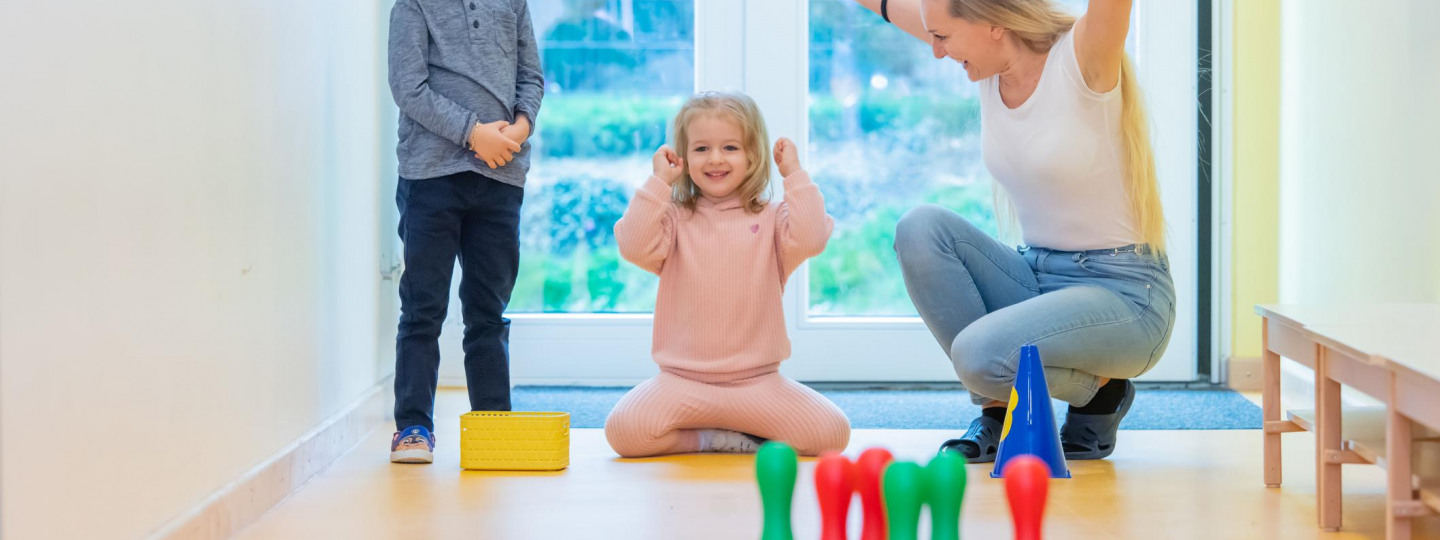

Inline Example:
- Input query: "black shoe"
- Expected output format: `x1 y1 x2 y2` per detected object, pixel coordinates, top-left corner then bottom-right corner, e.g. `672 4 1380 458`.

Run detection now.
1060 380 1136 460
938 415 1002 463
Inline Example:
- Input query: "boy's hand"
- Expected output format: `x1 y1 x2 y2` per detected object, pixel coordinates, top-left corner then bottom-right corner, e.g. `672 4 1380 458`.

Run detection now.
774 137 802 177
501 115 531 146
469 120 522 169
651 145 684 186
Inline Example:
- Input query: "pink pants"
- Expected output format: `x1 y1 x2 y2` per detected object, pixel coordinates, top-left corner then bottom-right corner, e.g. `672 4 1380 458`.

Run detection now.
604 369 852 458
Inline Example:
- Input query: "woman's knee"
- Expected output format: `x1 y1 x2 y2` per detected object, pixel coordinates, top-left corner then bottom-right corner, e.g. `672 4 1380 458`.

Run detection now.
895 205 986 253
895 205 949 255
895 204 945 250
951 326 1017 396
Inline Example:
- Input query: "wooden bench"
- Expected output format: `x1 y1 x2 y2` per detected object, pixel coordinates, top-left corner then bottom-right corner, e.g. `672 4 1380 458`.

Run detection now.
1257 303 1440 539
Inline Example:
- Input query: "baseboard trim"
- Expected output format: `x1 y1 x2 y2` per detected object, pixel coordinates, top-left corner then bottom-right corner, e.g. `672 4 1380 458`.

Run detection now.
148 377 393 540
1226 355 1262 392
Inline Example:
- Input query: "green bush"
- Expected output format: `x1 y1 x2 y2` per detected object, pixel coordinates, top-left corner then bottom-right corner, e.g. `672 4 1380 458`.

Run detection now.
533 93 978 159
534 95 681 158
809 182 996 316
510 164 995 315
810 95 979 143
513 85 991 314
512 173 659 313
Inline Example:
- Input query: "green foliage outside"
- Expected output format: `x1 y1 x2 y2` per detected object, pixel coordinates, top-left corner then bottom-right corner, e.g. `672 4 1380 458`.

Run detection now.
510 92 995 315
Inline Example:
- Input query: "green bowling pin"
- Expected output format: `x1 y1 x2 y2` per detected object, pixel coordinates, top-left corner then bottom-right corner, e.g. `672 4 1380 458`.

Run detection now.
882 461 927 540
926 452 969 540
756 442 798 540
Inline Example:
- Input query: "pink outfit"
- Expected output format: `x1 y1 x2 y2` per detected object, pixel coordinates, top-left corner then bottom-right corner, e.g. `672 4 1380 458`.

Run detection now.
604 172 852 457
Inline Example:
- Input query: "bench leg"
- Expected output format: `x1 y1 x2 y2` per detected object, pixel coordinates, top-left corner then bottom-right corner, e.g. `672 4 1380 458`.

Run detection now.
1386 382 1414 540
1317 345 1343 531
1262 321 1283 487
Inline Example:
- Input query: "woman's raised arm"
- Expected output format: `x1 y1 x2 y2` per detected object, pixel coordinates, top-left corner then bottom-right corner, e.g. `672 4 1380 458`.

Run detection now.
1073 0 1133 93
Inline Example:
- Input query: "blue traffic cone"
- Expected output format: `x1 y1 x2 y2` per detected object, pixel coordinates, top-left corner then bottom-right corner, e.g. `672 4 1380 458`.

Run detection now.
990 345 1071 479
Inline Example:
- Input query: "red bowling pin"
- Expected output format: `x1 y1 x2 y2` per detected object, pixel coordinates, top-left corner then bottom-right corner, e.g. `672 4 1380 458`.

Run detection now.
855 447 894 540
1003 455 1050 540
815 453 857 540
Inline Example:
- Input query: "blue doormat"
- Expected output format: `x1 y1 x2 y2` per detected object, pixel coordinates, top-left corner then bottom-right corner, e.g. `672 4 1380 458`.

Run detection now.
511 386 1260 430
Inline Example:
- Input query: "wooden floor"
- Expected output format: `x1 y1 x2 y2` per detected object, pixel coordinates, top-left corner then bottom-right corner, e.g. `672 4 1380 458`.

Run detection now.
236 390 1440 539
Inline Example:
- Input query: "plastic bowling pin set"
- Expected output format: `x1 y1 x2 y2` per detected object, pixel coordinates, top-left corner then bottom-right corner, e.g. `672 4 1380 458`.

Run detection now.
755 344 1068 539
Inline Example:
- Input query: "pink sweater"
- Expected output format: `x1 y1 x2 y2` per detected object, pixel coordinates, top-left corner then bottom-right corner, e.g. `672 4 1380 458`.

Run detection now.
614 171 834 378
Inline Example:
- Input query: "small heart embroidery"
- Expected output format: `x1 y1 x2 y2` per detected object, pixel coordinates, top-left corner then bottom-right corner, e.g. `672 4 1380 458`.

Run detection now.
750 224 760 233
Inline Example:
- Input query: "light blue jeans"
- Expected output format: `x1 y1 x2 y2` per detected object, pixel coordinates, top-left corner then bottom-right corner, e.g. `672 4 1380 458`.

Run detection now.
893 205 1177 406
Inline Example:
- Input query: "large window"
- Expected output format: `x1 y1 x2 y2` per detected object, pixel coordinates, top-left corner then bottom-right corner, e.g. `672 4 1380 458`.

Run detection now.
509 0 695 313
426 0 1199 385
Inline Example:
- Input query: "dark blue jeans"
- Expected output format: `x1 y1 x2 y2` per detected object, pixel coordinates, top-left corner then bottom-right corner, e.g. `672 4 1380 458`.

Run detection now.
394 171 523 433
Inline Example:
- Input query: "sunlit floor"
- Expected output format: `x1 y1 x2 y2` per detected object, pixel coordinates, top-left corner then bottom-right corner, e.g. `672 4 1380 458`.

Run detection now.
235 390 1439 539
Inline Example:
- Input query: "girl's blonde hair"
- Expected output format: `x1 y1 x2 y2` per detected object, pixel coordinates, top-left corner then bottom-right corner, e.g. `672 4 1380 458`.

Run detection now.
670 91 772 214
950 0 1167 253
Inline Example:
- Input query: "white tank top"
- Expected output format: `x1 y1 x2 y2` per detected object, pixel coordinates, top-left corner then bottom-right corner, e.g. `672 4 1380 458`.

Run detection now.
979 29 1139 251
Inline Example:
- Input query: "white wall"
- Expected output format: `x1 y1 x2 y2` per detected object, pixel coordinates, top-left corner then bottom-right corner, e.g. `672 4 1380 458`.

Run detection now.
0 2 390 538
1278 0 1440 305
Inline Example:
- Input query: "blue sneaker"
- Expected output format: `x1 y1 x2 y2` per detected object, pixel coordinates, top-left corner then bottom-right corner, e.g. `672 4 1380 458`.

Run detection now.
390 426 435 464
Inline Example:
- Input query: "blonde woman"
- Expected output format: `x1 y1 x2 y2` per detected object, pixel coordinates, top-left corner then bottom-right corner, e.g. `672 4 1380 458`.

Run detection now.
856 0 1175 462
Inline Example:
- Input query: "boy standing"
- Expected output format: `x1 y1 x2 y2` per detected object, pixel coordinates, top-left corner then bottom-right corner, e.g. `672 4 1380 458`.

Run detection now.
387 0 543 463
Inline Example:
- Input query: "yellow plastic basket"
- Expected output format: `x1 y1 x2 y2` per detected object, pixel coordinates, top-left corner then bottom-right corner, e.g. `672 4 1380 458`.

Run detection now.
459 411 570 471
